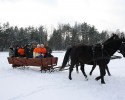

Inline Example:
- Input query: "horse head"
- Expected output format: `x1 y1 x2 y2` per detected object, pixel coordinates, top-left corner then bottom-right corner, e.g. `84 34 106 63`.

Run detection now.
119 37 125 57
103 34 119 44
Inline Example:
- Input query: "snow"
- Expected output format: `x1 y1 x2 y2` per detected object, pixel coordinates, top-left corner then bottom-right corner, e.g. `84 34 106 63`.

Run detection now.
0 51 125 100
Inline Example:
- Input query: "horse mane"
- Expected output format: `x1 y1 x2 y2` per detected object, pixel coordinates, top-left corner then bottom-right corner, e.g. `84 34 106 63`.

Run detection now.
103 34 119 44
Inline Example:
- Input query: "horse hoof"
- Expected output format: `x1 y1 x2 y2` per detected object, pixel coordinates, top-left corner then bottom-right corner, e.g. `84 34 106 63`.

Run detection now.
95 78 100 81
95 76 101 81
89 73 92 76
59 68 64 71
77 72 79 74
101 82 106 84
95 78 98 81
69 77 72 80
85 78 88 81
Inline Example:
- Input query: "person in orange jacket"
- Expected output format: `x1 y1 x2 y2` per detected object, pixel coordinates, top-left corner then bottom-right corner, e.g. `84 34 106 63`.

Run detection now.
40 44 46 56
33 44 47 58
18 46 25 57
33 44 41 58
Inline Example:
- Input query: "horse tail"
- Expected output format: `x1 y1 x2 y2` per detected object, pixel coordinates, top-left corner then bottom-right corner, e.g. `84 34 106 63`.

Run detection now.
60 47 72 70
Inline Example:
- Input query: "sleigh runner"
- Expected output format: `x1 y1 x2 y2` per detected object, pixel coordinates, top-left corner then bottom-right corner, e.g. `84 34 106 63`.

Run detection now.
7 57 58 72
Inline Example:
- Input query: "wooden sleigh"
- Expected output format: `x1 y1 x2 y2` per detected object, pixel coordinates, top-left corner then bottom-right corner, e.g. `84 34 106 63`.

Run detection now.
7 57 58 72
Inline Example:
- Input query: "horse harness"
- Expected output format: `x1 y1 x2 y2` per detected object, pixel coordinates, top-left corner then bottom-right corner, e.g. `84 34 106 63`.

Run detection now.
92 44 104 65
92 41 125 64
67 41 124 67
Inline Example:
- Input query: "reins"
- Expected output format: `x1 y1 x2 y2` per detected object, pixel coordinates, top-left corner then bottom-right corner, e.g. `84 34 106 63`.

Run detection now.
88 43 121 64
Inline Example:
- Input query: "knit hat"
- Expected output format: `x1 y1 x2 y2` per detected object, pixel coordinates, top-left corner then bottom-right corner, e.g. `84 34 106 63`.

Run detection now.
40 44 44 48
37 44 40 47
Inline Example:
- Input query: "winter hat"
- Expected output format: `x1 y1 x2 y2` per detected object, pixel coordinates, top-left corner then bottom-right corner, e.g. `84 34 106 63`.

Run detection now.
37 44 40 47
40 44 44 48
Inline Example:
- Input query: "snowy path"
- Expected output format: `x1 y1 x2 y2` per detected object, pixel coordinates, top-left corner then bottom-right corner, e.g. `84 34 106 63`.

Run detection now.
0 52 125 100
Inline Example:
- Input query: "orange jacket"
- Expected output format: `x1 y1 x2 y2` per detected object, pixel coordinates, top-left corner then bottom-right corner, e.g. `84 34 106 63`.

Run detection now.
33 47 41 58
33 47 46 58
18 48 25 55
34 47 46 54
40 48 46 54
33 47 41 53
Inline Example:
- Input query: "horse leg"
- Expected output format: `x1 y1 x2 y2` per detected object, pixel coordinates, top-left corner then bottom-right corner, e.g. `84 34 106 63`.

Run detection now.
100 65 106 84
69 66 73 80
89 64 96 75
95 64 106 84
95 76 101 80
76 64 79 73
95 65 101 80
69 61 74 80
80 63 88 79
105 65 111 76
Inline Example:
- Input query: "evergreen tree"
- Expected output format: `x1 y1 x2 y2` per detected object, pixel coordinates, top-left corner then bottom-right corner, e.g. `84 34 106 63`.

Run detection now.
88 26 99 45
0 21 111 51
100 31 109 43
38 26 47 44
80 22 90 44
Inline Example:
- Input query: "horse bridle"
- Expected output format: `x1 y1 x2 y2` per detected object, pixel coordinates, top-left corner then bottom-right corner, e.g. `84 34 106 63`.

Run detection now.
119 42 125 56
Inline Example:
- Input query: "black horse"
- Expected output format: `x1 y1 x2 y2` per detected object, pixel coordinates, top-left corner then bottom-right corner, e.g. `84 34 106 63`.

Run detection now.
71 34 119 76
60 34 125 84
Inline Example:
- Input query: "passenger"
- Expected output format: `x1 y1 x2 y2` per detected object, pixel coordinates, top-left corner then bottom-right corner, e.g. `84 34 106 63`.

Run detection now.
18 46 25 57
9 45 17 68
33 44 41 58
14 45 19 57
24 44 31 58
44 42 53 57
29 44 36 58
40 44 46 58
9 45 15 57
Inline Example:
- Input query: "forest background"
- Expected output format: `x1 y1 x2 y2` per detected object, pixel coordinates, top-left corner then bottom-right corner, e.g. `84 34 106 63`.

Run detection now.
0 22 124 51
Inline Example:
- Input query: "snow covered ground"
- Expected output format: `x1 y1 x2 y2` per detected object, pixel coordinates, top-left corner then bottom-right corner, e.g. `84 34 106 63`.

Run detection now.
0 51 125 100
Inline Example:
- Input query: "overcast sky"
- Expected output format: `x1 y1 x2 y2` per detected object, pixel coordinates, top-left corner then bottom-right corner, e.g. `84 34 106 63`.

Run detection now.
0 0 125 33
